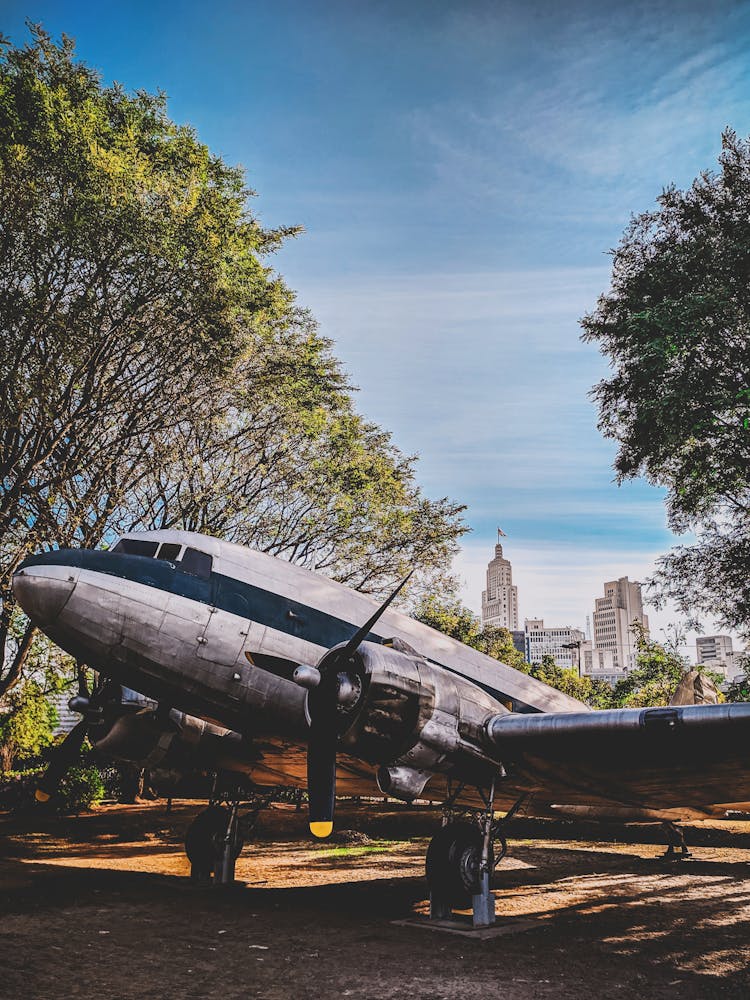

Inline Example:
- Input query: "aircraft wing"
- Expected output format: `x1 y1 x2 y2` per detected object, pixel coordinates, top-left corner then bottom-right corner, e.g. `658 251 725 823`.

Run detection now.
486 703 750 820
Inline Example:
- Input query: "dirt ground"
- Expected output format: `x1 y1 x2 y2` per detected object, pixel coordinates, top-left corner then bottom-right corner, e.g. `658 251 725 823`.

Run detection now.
2 801 750 999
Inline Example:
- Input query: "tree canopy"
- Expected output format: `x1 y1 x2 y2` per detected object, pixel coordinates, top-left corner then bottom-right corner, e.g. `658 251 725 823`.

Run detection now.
412 594 615 708
581 130 750 638
413 594 528 671
0 26 466 708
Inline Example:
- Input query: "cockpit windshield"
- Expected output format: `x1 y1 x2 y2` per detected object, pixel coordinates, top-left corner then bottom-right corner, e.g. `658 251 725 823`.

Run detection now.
112 538 159 558
111 537 213 578
180 547 212 579
156 543 181 562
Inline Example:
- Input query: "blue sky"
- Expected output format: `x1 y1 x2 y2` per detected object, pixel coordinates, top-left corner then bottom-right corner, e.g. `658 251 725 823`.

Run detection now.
5 1 750 649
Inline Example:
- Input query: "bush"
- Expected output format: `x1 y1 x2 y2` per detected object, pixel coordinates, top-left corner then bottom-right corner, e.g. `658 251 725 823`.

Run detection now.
0 761 105 813
57 766 105 813
0 766 45 810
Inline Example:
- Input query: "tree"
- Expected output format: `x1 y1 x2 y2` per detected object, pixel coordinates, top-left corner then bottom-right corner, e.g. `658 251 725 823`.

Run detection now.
724 653 750 702
611 625 688 708
412 595 529 671
0 613 73 770
529 654 615 710
121 307 466 596
0 25 297 692
0 24 467 718
581 129 750 638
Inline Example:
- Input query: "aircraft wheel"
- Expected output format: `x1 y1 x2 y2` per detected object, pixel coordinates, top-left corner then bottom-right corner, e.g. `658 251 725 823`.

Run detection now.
185 805 244 880
425 821 492 908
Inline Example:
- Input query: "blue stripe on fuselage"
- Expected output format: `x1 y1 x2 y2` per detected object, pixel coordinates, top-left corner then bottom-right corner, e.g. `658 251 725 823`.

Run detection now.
18 549 536 711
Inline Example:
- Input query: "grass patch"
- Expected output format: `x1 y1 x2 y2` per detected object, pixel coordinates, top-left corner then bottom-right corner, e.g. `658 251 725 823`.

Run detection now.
314 839 405 859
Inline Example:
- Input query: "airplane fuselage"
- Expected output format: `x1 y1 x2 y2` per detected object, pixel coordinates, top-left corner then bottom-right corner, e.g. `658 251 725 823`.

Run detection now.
13 529 586 742
11 530 588 800
13 530 750 822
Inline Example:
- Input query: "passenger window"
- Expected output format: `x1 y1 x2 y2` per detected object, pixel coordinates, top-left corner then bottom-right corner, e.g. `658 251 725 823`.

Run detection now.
112 539 159 558
156 543 181 562
180 548 213 580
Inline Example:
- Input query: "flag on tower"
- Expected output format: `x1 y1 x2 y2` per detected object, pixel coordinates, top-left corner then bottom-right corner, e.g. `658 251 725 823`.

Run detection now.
497 526 507 539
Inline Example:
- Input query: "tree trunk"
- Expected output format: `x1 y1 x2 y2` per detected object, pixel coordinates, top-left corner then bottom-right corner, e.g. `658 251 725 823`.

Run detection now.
0 624 36 697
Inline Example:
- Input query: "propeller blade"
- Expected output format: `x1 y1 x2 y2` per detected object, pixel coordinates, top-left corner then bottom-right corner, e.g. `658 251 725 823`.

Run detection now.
35 719 88 802
305 569 412 839
342 570 413 658
307 719 337 839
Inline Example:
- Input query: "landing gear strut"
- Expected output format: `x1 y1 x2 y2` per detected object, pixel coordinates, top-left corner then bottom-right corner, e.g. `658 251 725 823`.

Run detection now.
426 779 500 928
185 803 244 882
661 820 692 860
184 782 276 884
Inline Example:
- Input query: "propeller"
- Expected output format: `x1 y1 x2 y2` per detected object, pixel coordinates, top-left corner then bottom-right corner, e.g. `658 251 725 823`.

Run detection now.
35 720 89 803
303 571 413 839
35 666 118 803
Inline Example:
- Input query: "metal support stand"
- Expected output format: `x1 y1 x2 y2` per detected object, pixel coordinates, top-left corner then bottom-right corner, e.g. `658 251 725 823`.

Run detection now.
471 871 495 928
426 777 498 928
472 777 496 928
215 801 240 885
661 820 692 860
429 895 453 920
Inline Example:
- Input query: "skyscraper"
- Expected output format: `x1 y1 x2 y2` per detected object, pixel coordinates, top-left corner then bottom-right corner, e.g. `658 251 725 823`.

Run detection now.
592 576 649 673
481 539 519 630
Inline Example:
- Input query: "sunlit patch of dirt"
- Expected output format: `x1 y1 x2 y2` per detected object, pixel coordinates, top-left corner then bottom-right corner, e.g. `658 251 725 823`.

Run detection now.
3 803 750 998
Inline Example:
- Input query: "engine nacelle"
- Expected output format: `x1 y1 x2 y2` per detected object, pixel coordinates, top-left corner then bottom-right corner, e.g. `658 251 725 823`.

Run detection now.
93 707 257 775
321 639 508 800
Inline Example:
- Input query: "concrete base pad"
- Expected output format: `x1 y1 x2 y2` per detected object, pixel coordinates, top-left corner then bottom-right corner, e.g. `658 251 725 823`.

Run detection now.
392 916 539 939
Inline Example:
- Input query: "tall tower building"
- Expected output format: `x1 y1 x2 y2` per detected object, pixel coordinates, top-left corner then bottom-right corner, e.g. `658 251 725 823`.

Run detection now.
481 537 519 630
592 576 649 673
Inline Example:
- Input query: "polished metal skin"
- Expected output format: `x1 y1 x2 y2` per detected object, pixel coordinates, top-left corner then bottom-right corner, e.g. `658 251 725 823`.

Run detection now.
12 528 750 823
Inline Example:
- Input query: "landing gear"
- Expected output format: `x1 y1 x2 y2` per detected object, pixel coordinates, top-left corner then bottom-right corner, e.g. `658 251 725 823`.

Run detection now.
661 820 692 860
184 781 278 884
185 804 244 883
426 821 491 910
425 778 499 928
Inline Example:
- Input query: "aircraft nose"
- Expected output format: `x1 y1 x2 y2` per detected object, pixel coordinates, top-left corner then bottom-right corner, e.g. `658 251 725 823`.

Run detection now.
12 561 79 627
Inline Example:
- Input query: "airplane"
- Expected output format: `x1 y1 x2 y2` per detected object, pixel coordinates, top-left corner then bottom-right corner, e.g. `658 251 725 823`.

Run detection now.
12 528 750 926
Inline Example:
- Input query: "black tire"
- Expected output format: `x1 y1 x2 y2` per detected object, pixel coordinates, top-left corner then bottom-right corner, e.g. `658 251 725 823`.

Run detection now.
185 806 244 878
425 821 492 908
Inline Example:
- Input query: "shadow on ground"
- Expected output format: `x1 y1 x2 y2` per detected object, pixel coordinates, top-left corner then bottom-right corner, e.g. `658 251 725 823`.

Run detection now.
1 804 750 999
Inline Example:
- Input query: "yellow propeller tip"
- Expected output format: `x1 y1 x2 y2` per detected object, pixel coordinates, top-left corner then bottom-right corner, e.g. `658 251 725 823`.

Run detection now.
310 821 333 839
35 789 51 803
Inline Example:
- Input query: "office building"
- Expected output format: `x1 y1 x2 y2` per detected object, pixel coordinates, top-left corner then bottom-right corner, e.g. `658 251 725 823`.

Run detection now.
592 576 649 673
695 635 743 682
525 619 585 670
580 641 623 686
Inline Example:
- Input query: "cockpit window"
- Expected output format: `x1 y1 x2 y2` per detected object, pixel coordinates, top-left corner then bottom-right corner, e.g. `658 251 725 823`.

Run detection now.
156 543 182 562
112 539 159 558
179 547 212 580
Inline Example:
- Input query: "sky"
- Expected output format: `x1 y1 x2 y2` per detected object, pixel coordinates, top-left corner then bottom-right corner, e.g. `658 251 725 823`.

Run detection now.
4 0 750 653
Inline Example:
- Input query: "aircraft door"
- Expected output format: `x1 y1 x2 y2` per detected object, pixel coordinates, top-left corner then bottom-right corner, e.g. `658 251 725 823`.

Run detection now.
196 575 251 666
